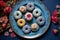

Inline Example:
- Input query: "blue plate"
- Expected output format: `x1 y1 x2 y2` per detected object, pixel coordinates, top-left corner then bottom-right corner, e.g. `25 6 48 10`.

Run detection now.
9 0 50 39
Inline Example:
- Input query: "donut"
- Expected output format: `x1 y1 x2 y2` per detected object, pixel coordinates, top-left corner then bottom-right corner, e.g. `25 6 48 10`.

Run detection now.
26 3 34 11
37 16 45 26
17 19 26 27
22 25 31 34
14 11 22 19
31 23 39 32
20 6 26 13
25 12 33 21
33 8 41 17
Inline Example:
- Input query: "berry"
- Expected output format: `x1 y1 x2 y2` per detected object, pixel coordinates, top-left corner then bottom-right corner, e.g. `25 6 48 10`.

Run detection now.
0 0 3 1
52 29 58 35
51 10 58 24
53 10 58 17
0 1 6 7
2 16 8 23
4 6 12 14
10 32 16 38
56 5 60 8
4 31 9 36
0 18 3 23
2 23 7 28
58 27 60 30
52 16 58 24
9 28 13 33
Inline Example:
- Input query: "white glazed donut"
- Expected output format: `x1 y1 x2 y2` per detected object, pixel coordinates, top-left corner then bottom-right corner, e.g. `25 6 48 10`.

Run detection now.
33 8 41 17
14 11 22 19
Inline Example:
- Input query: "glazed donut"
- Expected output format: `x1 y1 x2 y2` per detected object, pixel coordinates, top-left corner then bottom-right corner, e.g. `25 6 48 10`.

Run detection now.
20 6 26 13
26 3 34 11
17 19 26 27
33 8 41 17
22 25 31 34
37 16 45 26
25 12 33 21
31 23 39 32
14 11 22 19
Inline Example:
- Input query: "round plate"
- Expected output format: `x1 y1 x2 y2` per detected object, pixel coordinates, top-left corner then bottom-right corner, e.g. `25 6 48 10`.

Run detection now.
9 0 50 39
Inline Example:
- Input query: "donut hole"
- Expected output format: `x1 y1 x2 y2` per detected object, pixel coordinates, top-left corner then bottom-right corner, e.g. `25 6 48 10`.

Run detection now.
40 19 42 22
20 21 23 23
36 11 38 14
29 5 32 8
16 13 19 16
25 28 28 30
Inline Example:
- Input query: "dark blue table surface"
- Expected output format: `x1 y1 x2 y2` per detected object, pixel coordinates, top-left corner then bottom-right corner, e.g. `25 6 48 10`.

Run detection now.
0 0 60 40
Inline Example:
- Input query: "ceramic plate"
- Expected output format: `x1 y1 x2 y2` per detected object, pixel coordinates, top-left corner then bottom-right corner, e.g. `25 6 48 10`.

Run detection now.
9 0 50 39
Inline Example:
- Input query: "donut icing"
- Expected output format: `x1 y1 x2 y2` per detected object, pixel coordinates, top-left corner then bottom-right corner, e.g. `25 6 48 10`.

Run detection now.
25 12 33 21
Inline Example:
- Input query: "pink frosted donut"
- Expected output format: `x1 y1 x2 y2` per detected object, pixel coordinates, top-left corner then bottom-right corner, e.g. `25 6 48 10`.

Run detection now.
25 12 33 21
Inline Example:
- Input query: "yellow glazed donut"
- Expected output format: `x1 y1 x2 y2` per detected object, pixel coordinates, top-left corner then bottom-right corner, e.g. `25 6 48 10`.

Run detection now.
17 19 26 27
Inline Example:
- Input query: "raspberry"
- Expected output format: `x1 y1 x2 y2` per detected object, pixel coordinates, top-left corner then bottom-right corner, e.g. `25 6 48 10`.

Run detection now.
4 31 9 36
56 5 60 8
52 29 58 35
9 28 13 33
53 10 58 17
4 6 12 14
2 23 7 28
0 1 6 7
52 16 58 24
10 32 16 38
